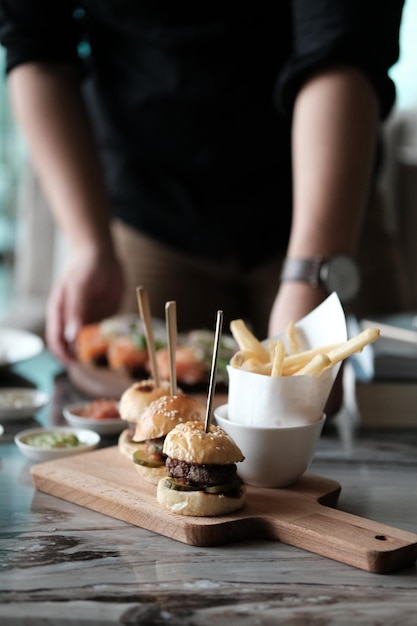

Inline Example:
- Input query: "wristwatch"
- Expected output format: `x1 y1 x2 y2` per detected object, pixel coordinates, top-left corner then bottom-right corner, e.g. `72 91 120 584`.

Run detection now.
280 254 360 303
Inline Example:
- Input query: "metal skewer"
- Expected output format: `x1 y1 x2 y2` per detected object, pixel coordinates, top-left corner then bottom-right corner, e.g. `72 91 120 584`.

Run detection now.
205 310 224 432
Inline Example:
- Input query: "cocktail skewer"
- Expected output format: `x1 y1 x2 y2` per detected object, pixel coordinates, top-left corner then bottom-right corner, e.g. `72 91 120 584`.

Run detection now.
136 285 160 387
165 300 177 395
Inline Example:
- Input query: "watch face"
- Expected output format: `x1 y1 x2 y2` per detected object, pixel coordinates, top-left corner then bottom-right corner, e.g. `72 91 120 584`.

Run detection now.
320 254 360 302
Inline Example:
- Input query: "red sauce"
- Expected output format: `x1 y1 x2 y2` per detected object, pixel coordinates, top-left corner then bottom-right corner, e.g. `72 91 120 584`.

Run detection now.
76 399 120 420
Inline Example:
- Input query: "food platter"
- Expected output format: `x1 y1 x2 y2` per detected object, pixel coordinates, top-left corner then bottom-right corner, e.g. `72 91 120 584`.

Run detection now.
67 361 227 410
68 361 137 399
0 327 44 367
68 356 228 400
70 315 235 399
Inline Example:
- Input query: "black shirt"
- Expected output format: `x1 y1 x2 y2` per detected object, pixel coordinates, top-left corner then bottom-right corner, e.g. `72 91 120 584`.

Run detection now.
0 1 404 267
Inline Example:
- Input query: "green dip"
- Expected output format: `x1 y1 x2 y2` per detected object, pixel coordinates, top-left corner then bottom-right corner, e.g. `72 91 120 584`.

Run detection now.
25 432 84 449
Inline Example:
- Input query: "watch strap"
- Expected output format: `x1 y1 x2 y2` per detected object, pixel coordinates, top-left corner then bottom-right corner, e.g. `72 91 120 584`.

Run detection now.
280 257 324 289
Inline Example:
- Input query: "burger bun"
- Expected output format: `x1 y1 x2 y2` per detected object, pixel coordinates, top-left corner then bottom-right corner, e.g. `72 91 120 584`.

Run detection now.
119 379 172 423
118 428 143 460
133 395 206 442
157 478 246 517
163 420 244 465
134 458 167 485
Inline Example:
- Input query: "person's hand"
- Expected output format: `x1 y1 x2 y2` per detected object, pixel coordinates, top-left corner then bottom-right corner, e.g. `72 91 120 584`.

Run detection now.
268 281 328 337
268 282 343 416
46 246 125 365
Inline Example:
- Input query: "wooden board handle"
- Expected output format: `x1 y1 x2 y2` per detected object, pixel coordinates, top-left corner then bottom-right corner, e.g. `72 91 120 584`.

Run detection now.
266 506 417 574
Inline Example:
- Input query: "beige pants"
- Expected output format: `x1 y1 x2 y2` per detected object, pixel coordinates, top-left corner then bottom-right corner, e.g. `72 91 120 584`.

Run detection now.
111 219 284 338
111 188 412 337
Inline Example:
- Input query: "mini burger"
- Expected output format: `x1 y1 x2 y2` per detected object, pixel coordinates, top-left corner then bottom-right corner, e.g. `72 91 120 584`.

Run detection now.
157 420 246 516
130 394 206 484
118 379 172 460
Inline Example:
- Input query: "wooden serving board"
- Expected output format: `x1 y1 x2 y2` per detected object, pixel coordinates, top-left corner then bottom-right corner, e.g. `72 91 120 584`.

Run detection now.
31 447 417 574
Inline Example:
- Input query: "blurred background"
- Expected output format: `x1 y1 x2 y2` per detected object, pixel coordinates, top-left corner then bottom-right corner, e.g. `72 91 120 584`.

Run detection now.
0 1 417 334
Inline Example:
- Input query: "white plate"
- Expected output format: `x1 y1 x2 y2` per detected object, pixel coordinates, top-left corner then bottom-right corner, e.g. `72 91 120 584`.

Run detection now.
15 427 100 462
0 388 49 421
63 402 126 435
0 328 44 367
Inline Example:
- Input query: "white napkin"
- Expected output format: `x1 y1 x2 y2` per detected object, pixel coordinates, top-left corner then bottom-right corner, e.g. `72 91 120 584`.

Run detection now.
227 293 347 427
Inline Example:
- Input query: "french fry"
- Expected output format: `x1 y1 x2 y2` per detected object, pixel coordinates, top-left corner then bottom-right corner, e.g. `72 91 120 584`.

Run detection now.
230 319 270 361
271 340 285 377
281 343 341 375
286 321 303 355
325 327 380 366
230 350 266 371
247 362 275 375
229 320 381 379
267 339 281 360
294 353 332 376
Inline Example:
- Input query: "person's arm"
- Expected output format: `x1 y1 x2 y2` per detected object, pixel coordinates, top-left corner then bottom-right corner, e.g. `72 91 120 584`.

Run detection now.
8 63 114 252
8 62 124 363
268 65 379 336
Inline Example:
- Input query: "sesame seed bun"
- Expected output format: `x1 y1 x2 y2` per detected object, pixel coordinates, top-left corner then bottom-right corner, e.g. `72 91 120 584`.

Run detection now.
132 395 206 442
119 379 172 423
162 420 244 465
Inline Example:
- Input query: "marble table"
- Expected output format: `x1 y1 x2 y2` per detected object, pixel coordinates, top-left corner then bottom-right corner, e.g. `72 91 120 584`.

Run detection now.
1 352 417 625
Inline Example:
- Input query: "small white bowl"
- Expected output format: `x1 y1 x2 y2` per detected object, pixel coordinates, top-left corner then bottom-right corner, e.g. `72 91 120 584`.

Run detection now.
63 402 125 435
214 404 325 488
0 388 49 421
15 427 100 462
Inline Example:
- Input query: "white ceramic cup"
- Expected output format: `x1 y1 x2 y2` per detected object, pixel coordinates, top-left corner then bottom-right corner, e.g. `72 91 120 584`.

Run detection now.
214 404 326 488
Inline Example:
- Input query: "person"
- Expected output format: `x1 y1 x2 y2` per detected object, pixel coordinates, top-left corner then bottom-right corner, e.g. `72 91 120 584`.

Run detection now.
0 2 406 415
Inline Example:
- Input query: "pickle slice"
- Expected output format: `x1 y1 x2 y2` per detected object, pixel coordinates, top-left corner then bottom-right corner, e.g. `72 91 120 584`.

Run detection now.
204 481 241 494
164 478 195 492
133 449 164 468
164 477 240 495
